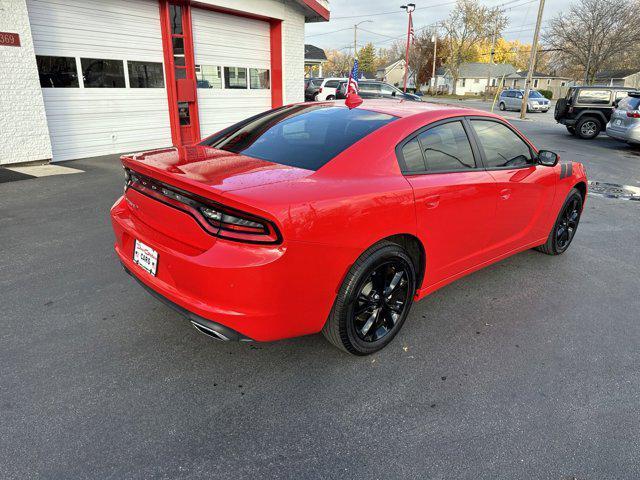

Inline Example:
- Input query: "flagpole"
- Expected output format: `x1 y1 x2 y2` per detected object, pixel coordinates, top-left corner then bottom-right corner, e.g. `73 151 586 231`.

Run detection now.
401 3 416 93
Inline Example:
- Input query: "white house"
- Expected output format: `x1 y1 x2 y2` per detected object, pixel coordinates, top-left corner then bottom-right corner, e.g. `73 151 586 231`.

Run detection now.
432 62 517 95
0 0 329 165
376 58 416 89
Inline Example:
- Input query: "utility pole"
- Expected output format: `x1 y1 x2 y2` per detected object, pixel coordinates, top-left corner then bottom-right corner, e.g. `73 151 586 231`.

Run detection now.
353 20 372 61
484 24 498 101
401 3 416 92
520 0 545 119
431 27 438 94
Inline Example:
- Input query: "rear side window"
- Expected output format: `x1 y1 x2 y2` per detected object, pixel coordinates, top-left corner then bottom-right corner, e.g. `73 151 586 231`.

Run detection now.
401 138 426 173
417 122 475 172
325 80 340 88
471 120 533 168
203 105 397 171
577 90 611 105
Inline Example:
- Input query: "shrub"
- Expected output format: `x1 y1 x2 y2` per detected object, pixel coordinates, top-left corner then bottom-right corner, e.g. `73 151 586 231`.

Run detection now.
538 89 553 100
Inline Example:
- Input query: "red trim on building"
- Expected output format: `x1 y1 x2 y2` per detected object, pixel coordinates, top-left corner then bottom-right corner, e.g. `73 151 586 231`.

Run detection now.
270 20 283 109
158 0 180 146
159 0 288 145
300 0 330 20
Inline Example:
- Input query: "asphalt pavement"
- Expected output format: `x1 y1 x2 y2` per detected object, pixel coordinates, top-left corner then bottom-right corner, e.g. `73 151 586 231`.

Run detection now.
1 107 639 479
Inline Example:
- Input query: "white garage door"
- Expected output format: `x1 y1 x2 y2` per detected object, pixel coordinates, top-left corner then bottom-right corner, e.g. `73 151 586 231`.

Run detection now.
27 0 172 161
191 8 272 138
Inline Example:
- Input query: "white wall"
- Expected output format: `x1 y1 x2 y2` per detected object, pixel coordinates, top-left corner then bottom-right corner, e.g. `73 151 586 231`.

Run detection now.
0 0 51 165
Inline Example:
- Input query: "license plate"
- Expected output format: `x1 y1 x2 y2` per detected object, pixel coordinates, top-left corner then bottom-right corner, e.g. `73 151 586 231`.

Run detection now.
133 240 158 276
614 119 623 126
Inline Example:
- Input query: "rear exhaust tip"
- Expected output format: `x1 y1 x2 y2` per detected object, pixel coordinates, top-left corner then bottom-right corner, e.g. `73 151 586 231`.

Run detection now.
190 321 230 341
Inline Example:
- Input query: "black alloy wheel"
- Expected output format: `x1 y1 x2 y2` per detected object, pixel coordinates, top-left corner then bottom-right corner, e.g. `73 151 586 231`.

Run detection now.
322 241 417 355
351 260 411 343
536 188 583 255
555 196 581 251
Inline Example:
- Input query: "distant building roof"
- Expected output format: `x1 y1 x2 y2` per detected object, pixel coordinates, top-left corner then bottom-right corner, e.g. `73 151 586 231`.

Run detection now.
304 44 327 61
437 62 517 78
595 69 640 80
511 70 571 79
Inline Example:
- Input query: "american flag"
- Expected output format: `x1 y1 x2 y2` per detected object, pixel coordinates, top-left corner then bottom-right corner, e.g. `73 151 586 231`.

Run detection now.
345 59 363 109
347 59 359 95
409 15 415 45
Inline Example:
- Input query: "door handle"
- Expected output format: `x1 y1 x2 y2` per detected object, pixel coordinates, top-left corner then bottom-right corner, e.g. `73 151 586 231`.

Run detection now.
499 188 512 200
424 195 440 209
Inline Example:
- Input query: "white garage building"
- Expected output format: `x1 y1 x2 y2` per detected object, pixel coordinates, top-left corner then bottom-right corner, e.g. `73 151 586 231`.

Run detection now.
0 0 329 165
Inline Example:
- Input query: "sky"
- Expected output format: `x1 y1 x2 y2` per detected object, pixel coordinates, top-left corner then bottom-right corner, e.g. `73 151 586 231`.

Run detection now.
305 0 570 55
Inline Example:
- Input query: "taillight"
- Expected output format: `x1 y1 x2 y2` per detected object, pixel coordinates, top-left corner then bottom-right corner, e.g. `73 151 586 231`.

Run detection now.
627 110 640 118
318 87 323 93
125 169 281 244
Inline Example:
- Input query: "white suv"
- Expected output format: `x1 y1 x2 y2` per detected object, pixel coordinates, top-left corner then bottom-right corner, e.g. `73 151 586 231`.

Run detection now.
315 78 347 101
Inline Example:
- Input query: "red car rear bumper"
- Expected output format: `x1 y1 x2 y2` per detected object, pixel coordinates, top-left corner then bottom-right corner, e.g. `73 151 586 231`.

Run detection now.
110 195 352 342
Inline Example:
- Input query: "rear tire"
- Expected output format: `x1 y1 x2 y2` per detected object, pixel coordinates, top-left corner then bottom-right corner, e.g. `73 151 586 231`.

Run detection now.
322 241 417 355
536 188 583 255
327 95 335 100
576 117 601 139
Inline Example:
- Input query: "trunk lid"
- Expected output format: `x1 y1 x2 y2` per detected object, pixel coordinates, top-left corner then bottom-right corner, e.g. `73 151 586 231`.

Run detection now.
125 145 313 194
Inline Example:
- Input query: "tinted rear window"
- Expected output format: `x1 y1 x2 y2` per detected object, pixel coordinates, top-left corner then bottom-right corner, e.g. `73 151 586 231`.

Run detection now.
202 105 397 170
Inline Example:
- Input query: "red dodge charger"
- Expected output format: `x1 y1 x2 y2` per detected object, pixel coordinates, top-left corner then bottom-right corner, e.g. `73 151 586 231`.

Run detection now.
110 100 587 355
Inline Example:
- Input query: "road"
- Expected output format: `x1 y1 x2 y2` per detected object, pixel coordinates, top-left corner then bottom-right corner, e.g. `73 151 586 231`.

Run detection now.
1 108 639 479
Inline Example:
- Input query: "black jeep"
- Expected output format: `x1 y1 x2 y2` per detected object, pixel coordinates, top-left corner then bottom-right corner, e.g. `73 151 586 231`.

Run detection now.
554 86 636 139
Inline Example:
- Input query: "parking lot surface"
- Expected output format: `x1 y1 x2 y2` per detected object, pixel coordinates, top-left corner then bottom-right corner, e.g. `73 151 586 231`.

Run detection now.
1 105 639 479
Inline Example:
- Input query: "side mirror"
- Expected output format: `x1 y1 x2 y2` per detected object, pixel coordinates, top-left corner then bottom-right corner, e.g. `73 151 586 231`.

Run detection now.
392 90 396 97
538 150 559 167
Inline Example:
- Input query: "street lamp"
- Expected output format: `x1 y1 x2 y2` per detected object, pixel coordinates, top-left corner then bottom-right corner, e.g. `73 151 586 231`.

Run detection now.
400 3 416 92
353 20 373 59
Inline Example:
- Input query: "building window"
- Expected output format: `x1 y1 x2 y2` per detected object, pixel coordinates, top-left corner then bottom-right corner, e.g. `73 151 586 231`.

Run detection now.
561 81 566 87
533 79 539 88
36 55 79 88
195 65 222 88
224 67 247 89
474 78 480 84
461 78 466 87
178 102 190 125
128 61 164 88
170 4 183 35
250 68 270 89
547 78 551 85
81 58 125 88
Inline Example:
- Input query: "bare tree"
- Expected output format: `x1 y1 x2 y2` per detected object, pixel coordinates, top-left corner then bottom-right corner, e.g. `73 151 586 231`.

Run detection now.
544 0 640 83
324 49 354 77
441 0 507 94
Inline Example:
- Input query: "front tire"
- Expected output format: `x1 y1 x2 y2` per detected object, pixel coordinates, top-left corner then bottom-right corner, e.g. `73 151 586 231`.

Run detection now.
576 117 601 139
322 241 417 355
536 188 583 255
499 102 506 111
566 126 576 135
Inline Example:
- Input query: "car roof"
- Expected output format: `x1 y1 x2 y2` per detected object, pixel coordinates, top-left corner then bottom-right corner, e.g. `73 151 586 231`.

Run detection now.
324 98 492 119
